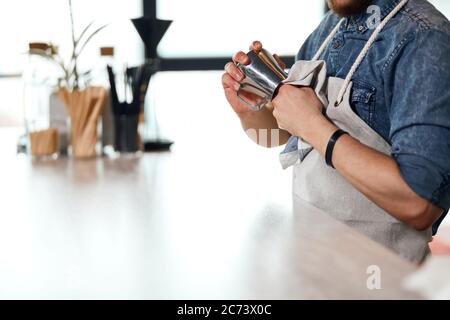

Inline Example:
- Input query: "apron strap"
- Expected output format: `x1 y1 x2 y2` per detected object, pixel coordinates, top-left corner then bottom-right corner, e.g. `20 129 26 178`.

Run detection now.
335 0 409 106
312 18 346 61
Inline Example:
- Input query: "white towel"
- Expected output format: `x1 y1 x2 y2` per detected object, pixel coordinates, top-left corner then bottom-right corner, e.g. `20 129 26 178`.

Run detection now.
279 60 329 169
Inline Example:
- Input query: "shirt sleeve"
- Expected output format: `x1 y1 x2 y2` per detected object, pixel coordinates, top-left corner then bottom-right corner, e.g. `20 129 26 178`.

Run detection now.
387 29 450 213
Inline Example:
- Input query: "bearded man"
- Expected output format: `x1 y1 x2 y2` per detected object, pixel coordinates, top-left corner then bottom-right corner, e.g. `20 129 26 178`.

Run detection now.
222 0 450 262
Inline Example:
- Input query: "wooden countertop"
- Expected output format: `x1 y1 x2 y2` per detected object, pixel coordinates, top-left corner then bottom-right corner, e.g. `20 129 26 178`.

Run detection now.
0 149 421 299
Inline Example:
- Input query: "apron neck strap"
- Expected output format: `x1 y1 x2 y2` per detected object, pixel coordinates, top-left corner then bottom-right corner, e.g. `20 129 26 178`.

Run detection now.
312 18 346 61
310 0 409 106
334 0 409 106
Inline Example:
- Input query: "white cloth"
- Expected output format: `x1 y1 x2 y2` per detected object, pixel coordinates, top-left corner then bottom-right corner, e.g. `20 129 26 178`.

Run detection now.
403 256 450 299
279 60 328 169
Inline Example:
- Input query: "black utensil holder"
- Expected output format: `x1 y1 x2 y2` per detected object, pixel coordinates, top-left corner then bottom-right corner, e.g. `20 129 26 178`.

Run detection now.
114 114 139 153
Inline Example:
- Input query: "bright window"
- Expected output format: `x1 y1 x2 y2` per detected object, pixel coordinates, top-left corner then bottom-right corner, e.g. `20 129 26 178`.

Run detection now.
429 0 450 17
157 0 325 58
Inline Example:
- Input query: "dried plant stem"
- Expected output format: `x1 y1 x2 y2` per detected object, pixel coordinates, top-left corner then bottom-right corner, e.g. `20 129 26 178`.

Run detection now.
28 1 107 91
68 0 79 90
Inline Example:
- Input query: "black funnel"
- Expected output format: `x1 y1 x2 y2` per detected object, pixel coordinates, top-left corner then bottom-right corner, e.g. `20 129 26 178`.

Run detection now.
131 17 172 59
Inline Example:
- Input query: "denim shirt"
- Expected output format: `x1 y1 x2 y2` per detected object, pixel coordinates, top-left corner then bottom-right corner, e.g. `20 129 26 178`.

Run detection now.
282 0 450 234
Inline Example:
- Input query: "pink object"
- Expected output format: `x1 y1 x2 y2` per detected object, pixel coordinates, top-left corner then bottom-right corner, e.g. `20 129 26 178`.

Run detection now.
430 227 450 256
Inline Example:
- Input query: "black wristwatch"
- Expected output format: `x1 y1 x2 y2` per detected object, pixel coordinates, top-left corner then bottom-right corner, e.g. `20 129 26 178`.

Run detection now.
325 129 348 169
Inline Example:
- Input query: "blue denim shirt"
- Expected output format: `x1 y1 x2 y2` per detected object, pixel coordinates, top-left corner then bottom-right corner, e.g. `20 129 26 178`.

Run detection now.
282 0 450 234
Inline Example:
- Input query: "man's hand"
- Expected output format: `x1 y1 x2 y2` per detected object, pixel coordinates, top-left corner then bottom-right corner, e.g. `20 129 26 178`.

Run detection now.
221 41 291 148
272 85 337 153
222 41 285 116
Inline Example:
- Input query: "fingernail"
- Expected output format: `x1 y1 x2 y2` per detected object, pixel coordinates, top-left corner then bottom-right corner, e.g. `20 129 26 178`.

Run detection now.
234 72 243 81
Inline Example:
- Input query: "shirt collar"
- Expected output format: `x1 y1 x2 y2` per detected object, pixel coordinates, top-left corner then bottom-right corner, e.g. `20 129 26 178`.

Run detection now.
343 0 402 33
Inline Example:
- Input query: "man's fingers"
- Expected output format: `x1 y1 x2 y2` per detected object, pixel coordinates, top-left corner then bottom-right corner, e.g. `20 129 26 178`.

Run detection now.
238 89 259 105
273 54 286 69
224 62 244 82
250 40 263 52
232 51 250 65
222 73 241 91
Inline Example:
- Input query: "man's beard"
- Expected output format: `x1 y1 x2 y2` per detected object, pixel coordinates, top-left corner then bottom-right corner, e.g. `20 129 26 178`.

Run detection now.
327 0 372 17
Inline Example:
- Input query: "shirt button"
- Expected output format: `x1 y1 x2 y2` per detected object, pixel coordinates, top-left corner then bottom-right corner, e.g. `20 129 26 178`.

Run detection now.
358 25 365 32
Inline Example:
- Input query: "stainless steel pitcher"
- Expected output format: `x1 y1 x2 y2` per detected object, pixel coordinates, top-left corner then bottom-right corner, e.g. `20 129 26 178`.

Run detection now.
235 48 288 111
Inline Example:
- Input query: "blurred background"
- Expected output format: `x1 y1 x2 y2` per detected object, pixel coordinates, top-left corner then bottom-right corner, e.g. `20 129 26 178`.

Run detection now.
0 0 449 299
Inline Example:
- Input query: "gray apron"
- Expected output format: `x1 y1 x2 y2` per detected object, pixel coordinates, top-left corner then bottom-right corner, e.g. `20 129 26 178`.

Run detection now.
283 0 432 263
